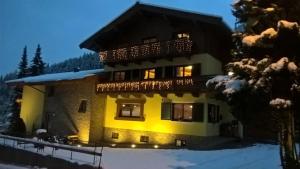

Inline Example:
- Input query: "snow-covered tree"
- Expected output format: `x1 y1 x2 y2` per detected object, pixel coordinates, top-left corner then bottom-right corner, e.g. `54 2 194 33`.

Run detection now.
17 46 28 78
30 44 45 76
207 0 300 168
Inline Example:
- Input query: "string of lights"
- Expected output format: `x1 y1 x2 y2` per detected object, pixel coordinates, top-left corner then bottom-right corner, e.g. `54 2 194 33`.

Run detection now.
96 78 194 92
98 39 192 62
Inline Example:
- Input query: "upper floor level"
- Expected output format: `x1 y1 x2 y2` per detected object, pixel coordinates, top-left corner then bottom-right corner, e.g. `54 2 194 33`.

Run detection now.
96 54 222 94
80 2 231 67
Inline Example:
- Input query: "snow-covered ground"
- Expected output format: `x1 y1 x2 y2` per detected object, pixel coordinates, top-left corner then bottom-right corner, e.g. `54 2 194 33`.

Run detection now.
0 138 281 169
101 144 280 169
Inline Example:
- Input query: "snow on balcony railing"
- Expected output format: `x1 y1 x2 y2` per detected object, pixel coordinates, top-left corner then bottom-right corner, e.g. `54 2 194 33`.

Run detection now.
99 38 193 63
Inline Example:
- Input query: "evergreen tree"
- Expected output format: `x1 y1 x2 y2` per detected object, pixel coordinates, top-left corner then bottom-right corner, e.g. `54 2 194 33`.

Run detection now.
6 46 28 136
207 0 300 168
30 44 45 76
7 89 26 137
17 46 28 78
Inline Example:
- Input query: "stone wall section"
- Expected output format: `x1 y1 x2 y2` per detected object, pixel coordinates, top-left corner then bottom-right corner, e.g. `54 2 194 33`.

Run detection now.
43 77 104 143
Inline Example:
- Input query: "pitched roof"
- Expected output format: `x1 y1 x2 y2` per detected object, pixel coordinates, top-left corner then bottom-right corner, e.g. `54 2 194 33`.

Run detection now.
79 2 231 52
6 69 103 85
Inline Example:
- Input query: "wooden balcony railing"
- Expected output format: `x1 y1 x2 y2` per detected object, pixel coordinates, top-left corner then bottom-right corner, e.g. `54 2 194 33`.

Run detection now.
99 38 193 63
96 76 212 93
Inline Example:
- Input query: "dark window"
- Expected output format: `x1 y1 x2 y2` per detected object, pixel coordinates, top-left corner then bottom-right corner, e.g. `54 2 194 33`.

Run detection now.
192 103 204 122
165 66 174 78
140 136 149 143
114 71 125 81
78 100 87 113
143 37 157 44
47 86 55 97
208 104 221 123
172 103 193 121
112 132 119 139
143 68 155 79
156 67 163 79
176 65 192 77
192 64 201 76
161 102 172 120
125 70 131 80
131 69 140 80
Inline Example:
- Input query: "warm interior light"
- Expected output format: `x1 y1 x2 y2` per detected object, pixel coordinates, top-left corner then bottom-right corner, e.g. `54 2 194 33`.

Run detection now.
154 145 159 149
131 144 136 148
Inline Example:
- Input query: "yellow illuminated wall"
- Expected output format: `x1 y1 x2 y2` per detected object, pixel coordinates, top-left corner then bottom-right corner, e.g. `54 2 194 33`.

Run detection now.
20 85 45 134
104 93 233 137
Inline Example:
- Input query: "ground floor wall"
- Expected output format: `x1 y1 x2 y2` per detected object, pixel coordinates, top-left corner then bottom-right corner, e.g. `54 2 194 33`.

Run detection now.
103 93 237 145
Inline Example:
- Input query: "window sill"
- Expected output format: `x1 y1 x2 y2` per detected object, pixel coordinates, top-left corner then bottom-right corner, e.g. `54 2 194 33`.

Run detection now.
171 119 202 123
114 116 145 121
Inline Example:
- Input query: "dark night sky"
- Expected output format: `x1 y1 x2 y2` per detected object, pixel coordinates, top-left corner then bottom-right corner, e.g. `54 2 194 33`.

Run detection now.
0 0 235 76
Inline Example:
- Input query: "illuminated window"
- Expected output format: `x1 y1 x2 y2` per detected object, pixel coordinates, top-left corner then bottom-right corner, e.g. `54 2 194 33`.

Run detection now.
169 103 204 122
172 103 193 121
120 103 141 117
144 69 155 79
176 65 192 77
208 104 221 123
116 99 145 120
114 71 125 81
78 100 87 113
177 33 190 39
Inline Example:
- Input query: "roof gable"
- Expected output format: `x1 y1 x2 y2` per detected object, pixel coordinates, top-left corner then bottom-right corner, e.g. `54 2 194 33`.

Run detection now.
79 2 231 52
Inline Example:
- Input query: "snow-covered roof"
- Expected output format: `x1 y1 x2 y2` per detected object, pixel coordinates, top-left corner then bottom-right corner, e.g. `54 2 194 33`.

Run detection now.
6 69 104 85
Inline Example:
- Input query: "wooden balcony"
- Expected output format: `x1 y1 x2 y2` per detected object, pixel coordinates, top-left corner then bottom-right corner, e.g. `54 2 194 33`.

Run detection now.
99 38 193 64
96 76 212 94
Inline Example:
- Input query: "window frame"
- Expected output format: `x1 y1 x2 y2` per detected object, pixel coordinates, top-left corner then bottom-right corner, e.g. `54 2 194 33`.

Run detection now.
78 99 88 113
115 99 146 121
172 103 193 122
143 68 156 80
208 104 221 123
176 32 190 39
175 65 193 77
113 71 126 81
